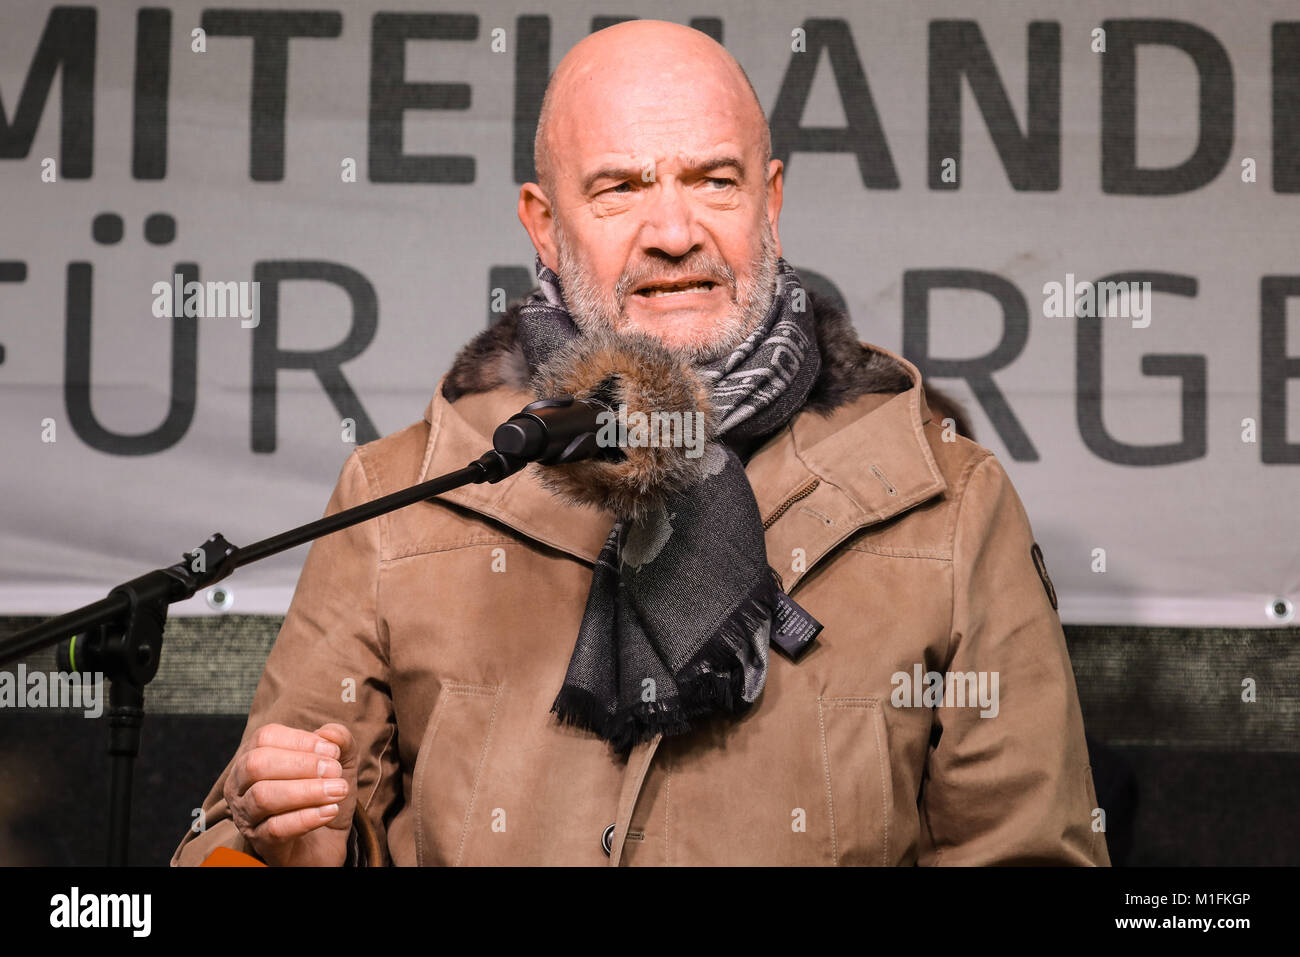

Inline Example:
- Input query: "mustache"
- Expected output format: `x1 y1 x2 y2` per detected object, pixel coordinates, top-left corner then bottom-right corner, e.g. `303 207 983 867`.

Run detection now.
614 255 737 303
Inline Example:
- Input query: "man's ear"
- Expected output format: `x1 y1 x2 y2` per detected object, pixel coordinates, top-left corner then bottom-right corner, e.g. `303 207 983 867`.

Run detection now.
765 158 784 258
518 183 558 270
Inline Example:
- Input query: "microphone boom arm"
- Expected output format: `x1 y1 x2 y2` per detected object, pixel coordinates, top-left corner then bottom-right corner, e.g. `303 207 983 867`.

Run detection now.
0 396 588 864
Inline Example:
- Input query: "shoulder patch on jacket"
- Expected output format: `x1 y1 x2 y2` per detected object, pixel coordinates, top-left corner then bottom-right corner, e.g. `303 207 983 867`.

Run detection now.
1030 542 1058 611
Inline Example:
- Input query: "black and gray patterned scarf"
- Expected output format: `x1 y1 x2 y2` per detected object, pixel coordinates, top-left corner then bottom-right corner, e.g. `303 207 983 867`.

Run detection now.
517 254 821 753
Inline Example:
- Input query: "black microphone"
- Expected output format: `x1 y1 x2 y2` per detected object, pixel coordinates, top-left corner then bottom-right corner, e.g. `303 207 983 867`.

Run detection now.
492 396 608 466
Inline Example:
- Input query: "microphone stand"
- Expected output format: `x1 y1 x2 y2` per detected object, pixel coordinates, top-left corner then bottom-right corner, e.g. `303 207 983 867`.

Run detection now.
0 446 534 865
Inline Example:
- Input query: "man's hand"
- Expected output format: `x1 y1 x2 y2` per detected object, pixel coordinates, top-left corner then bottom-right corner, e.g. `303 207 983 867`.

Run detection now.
224 722 358 867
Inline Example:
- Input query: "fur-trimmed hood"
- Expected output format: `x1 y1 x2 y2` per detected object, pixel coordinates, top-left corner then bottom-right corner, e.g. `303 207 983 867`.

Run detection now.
436 291 972 522
440 289 971 443
439 291 955 521
443 290 911 412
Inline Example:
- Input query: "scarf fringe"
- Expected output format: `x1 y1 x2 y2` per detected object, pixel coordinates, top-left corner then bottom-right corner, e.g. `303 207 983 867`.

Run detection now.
673 565 782 718
551 568 784 755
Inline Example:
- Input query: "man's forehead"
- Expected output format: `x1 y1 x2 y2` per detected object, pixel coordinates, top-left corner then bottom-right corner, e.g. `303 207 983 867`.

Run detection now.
569 59 745 116
550 56 759 154
557 106 755 178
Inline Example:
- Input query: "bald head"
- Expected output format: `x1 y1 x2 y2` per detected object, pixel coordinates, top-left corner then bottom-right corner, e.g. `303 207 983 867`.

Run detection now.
533 21 771 199
516 19 785 360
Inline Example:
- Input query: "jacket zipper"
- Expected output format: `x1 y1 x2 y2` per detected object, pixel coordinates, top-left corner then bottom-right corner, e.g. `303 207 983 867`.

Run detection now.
762 478 820 530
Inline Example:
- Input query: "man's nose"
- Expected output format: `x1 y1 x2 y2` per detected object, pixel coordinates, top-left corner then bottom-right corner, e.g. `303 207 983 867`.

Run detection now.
637 180 702 258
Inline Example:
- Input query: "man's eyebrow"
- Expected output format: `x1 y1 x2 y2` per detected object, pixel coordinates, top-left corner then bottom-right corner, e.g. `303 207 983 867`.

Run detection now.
580 164 644 194
680 154 747 178
580 155 748 193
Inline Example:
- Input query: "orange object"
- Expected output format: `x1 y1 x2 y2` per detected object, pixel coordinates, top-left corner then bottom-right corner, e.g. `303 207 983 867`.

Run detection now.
200 846 266 867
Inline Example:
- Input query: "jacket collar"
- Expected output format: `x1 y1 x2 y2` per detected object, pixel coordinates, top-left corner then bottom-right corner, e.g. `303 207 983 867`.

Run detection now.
418 378 616 563
417 295 947 574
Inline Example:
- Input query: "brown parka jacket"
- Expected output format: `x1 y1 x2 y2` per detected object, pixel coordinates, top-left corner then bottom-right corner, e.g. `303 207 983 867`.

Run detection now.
172 294 1109 867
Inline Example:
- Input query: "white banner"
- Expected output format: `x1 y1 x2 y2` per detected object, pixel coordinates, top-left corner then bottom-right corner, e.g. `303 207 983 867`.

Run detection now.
1 0 1297 626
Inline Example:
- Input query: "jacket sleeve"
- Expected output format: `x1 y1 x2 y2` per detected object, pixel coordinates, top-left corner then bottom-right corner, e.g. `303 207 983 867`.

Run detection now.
170 448 400 866
917 452 1109 866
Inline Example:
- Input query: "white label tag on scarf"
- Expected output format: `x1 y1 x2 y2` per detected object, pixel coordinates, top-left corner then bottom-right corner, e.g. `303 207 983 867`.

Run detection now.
770 591 822 660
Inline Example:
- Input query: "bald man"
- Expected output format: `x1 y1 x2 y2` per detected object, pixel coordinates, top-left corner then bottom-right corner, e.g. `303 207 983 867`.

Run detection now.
173 21 1106 867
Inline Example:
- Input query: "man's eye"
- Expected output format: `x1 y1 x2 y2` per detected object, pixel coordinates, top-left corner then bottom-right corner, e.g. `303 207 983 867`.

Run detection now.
706 177 737 188
607 182 633 194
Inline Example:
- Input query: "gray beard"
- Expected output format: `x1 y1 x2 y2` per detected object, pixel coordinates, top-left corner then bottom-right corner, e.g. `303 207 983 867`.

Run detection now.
553 219 780 365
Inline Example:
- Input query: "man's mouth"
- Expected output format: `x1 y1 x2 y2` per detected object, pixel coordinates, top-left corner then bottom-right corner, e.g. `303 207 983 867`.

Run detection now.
632 277 719 298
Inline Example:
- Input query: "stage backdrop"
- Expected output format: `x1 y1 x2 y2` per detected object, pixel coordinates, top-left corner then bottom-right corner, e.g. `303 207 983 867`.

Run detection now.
1 0 1297 626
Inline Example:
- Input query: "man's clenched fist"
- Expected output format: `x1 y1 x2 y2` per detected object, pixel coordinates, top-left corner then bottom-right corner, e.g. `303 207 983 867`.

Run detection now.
224 722 358 867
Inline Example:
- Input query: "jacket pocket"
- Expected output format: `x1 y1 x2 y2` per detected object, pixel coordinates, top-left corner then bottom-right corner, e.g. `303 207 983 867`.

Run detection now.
413 682 503 866
818 695 894 865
